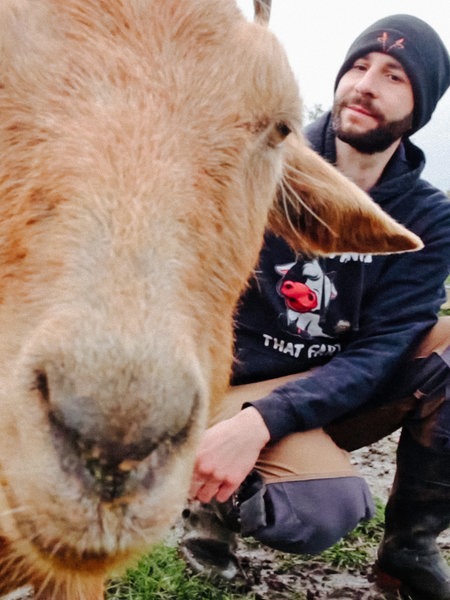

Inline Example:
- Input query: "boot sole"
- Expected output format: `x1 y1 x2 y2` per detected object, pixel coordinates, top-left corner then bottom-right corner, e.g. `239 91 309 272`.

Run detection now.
374 562 436 600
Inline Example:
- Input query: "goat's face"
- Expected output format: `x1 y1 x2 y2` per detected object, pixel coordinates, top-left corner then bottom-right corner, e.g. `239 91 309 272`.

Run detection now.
0 0 420 595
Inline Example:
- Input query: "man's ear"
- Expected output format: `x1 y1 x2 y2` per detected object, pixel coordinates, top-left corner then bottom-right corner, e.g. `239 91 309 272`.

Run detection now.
268 133 423 255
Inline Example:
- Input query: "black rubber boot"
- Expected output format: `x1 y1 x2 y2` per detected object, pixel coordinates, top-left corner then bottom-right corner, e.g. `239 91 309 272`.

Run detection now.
377 540 450 599
376 431 450 600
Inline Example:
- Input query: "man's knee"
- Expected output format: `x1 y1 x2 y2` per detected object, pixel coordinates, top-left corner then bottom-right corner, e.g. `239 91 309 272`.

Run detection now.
247 476 374 555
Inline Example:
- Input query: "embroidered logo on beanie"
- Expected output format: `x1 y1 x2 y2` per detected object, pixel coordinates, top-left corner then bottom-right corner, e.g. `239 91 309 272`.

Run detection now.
377 32 405 53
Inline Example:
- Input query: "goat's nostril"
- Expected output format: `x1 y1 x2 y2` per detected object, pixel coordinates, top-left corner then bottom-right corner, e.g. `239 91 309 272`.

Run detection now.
34 370 50 403
117 459 141 472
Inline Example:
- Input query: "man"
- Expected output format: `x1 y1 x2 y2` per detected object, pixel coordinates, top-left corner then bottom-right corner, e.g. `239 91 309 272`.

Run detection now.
181 14 450 600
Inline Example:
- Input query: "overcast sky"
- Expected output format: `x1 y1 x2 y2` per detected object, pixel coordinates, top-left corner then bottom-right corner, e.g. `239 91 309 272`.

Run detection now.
236 0 450 191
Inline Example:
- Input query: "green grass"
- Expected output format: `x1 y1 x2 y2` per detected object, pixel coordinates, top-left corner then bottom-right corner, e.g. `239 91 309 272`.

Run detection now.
106 544 257 600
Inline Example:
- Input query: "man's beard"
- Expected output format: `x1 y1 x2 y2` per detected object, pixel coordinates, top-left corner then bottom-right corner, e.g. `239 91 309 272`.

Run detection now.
332 95 413 154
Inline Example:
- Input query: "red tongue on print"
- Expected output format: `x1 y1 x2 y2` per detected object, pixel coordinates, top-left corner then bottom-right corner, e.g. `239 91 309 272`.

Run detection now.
280 280 318 312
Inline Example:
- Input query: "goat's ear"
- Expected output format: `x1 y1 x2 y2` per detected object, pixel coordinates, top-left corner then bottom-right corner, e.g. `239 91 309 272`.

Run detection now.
268 133 423 255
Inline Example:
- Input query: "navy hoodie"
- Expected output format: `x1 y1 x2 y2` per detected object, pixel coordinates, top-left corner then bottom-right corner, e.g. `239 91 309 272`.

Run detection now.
232 112 450 442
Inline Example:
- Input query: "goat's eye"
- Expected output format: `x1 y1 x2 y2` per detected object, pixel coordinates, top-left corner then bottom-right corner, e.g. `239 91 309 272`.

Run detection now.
267 121 292 148
276 122 291 138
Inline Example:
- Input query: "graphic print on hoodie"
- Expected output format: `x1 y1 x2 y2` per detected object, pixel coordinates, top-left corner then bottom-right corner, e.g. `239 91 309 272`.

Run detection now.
231 233 375 385
276 259 337 339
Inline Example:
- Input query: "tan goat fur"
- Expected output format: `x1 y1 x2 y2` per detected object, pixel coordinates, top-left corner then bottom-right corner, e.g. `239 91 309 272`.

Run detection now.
0 0 421 598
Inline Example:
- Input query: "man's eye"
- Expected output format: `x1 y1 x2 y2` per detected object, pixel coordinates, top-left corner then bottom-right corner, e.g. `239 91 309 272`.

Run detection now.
388 73 406 83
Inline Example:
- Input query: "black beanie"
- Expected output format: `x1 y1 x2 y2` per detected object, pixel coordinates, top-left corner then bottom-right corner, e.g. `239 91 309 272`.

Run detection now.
334 14 450 134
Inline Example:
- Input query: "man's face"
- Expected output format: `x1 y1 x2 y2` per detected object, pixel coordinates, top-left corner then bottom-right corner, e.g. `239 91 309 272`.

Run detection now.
332 52 414 153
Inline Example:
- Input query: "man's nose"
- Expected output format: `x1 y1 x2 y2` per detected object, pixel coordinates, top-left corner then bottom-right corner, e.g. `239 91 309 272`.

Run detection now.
354 69 379 96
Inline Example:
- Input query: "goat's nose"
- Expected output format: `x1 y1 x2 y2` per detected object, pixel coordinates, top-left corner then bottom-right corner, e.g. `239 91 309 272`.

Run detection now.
33 352 204 500
49 407 160 501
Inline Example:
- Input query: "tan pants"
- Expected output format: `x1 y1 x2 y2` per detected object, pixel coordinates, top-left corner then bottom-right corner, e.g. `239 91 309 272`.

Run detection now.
210 317 450 486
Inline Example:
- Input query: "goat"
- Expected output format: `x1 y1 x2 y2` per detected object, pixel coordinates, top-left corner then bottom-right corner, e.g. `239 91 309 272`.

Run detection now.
0 0 421 598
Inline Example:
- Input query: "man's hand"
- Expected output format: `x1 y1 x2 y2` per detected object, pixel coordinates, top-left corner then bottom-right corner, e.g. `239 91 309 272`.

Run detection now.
190 406 270 504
